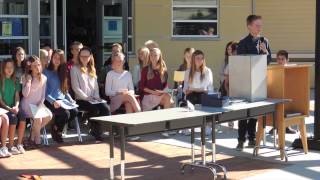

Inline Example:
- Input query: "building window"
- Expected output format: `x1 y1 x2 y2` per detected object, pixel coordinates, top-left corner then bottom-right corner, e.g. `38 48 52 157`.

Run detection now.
40 0 52 47
172 0 219 38
0 0 29 57
103 0 134 60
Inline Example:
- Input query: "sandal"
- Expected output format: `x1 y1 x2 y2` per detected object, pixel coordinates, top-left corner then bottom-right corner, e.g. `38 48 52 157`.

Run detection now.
19 174 41 180
23 139 37 150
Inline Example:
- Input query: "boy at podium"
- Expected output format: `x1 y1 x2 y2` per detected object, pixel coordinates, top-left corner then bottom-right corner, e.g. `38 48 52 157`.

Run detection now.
236 14 272 151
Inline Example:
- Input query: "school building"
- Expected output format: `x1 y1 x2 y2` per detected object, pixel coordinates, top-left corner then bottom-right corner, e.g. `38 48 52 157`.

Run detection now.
0 0 316 88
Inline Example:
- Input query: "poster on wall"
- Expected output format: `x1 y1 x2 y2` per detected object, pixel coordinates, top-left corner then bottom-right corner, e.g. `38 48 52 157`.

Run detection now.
108 20 118 31
104 18 122 36
2 21 12 36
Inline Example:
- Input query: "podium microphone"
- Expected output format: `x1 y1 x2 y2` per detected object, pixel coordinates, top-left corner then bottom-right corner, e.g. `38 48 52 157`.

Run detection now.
259 37 265 54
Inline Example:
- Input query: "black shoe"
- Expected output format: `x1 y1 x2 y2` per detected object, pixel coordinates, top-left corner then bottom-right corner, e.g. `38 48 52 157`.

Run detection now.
94 135 103 142
236 142 244 151
51 125 63 143
67 125 75 131
248 140 256 148
89 129 101 140
268 128 275 134
286 127 297 134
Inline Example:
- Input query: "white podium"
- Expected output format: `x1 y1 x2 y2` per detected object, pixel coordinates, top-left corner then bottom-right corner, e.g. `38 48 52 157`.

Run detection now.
229 55 267 102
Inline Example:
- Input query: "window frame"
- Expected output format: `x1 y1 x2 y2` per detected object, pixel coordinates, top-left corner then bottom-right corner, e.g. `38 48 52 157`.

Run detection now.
171 0 220 40
103 1 135 59
0 0 31 59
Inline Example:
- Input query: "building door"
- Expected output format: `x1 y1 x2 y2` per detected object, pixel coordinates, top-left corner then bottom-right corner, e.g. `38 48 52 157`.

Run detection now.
97 0 131 68
58 0 97 60
57 0 131 67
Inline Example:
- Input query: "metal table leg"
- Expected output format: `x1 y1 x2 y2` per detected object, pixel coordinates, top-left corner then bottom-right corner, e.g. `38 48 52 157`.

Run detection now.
191 128 195 164
206 116 227 180
120 127 126 180
201 119 206 165
109 125 114 180
263 115 267 146
181 118 217 179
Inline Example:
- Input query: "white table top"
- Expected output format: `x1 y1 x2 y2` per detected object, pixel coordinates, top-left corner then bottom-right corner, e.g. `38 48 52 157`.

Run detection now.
91 99 288 126
91 107 220 126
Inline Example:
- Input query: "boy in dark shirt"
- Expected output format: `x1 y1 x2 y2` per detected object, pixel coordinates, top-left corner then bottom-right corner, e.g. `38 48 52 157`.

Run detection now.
236 15 272 151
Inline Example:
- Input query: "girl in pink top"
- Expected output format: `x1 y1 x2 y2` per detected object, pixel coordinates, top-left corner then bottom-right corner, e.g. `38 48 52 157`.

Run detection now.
20 56 52 146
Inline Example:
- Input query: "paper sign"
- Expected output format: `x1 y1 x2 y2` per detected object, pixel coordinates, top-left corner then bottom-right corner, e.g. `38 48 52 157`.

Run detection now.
2 21 12 36
56 99 79 110
29 104 51 119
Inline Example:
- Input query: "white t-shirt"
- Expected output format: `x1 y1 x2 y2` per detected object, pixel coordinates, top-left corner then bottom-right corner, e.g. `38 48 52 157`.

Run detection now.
183 67 214 93
105 70 135 97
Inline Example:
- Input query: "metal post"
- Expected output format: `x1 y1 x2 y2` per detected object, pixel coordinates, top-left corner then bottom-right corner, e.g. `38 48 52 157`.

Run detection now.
109 125 114 180
120 127 126 180
62 0 67 54
31 0 40 56
293 0 320 150
314 0 320 141
122 0 129 70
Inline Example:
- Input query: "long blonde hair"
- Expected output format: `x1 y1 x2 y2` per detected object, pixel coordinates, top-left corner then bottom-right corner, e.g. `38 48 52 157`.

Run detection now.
137 47 150 68
78 47 96 78
147 48 167 83
189 50 206 83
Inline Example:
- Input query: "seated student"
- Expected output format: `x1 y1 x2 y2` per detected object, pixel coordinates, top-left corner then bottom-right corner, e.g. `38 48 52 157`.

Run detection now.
42 44 53 62
140 48 174 137
103 43 129 70
132 47 150 91
220 41 238 97
70 47 110 141
144 40 159 50
0 114 10 157
67 41 83 71
176 48 195 136
268 50 297 134
0 59 24 155
99 43 125 98
40 49 49 69
20 56 52 147
175 47 195 101
44 49 79 143
183 50 214 104
105 52 141 113
183 50 214 135
12 47 28 81
140 48 174 111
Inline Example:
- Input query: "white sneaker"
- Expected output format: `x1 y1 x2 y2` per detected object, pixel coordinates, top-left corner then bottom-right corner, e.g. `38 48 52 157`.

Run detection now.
0 147 12 157
17 144 25 154
127 136 140 141
182 129 191 136
161 132 170 138
9 146 21 155
228 122 234 128
168 131 177 135
0 148 5 158
205 127 212 136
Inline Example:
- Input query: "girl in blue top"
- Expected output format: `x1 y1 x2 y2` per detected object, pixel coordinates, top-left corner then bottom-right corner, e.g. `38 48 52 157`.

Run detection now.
44 49 78 143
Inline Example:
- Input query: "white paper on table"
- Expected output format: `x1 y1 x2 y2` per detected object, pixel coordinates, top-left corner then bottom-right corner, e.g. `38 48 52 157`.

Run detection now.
89 99 107 105
56 99 79 110
0 108 8 115
186 100 195 111
29 104 51 119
